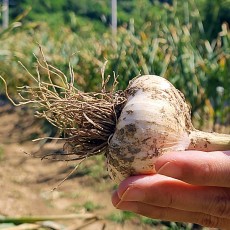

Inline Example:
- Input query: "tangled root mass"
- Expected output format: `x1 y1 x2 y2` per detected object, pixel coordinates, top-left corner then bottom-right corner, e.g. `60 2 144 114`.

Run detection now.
3 48 127 161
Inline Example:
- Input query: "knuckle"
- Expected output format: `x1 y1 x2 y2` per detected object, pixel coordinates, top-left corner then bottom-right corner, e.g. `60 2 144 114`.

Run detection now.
198 162 215 183
150 208 168 220
206 190 230 218
211 192 230 218
198 214 220 228
150 184 176 207
165 190 174 207
158 185 175 207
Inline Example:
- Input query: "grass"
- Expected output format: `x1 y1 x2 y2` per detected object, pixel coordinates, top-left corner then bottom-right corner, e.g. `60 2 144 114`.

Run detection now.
83 201 104 212
106 211 137 224
106 211 195 229
70 201 103 213
0 146 4 161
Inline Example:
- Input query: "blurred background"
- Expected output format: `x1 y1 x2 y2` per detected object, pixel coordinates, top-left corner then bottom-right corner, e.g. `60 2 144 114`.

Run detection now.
0 0 229 229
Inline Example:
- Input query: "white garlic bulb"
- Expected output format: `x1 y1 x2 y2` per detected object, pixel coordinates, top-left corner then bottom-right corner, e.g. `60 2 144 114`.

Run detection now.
107 75 230 183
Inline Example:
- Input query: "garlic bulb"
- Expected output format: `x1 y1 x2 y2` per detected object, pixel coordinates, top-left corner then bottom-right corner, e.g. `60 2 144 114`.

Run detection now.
107 75 230 183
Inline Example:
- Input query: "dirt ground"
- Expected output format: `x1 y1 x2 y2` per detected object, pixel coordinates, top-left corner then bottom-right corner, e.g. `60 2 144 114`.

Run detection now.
0 100 163 230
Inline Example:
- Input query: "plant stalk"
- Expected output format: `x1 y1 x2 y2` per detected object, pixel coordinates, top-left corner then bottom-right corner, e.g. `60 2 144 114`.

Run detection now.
0 214 98 224
188 130 230 151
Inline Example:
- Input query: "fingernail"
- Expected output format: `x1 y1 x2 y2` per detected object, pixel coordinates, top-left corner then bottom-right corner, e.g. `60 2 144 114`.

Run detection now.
116 201 138 212
111 191 121 207
122 187 145 201
116 175 150 200
157 162 182 179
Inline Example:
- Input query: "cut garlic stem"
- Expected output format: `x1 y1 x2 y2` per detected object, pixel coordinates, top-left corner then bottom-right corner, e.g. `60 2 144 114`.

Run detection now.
188 130 230 151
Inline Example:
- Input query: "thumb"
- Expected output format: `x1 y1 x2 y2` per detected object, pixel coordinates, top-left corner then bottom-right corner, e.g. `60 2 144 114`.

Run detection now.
155 150 230 187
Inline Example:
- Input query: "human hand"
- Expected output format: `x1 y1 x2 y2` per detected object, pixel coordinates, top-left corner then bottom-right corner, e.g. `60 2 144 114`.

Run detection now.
111 150 230 229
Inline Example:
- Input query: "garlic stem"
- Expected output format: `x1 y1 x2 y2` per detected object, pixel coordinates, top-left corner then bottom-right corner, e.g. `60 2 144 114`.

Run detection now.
188 130 230 151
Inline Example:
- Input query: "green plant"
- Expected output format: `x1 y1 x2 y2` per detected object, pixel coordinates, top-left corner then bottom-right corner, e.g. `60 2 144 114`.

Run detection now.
0 145 4 161
83 201 103 212
107 211 137 224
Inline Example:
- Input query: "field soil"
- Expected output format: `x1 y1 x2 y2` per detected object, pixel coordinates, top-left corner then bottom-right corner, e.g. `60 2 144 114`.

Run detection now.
0 99 158 230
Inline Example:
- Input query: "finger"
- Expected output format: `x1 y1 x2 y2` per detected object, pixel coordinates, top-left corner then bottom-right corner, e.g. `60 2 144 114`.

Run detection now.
155 150 230 187
115 200 230 229
112 174 230 219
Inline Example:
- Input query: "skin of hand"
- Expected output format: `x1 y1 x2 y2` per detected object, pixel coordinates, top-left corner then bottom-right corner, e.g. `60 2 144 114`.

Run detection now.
111 150 230 229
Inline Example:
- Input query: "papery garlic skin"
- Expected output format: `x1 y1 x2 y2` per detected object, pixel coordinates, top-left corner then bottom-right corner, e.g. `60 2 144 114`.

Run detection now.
107 75 192 183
